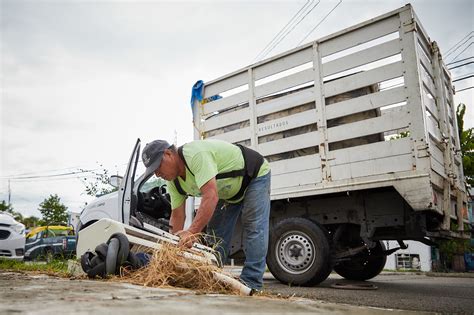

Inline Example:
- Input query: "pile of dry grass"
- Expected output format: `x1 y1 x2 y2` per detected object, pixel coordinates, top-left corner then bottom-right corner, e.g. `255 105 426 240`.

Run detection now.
119 243 241 295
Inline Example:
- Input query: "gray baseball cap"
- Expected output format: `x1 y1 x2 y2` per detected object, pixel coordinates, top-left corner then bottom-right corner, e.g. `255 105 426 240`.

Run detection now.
142 139 171 178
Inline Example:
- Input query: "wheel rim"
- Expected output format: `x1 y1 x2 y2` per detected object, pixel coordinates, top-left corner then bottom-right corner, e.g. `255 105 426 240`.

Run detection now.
275 230 316 275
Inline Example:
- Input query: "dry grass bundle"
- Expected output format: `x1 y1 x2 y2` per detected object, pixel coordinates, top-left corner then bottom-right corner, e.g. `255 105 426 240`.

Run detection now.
120 243 241 295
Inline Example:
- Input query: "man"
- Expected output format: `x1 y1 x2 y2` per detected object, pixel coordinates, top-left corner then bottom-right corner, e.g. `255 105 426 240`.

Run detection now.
142 138 271 290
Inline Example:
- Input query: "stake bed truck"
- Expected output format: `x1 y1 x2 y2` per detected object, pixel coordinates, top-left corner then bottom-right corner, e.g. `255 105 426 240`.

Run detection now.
191 4 469 285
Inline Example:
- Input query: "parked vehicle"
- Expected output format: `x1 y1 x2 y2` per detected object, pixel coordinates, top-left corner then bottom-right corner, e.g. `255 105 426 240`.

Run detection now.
190 4 470 285
0 212 26 260
24 226 76 261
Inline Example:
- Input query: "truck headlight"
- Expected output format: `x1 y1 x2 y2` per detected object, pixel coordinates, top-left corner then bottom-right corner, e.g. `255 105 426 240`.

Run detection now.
12 223 25 235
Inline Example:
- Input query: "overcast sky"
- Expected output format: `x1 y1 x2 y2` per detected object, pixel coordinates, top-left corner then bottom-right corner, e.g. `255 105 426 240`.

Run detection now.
1 0 473 218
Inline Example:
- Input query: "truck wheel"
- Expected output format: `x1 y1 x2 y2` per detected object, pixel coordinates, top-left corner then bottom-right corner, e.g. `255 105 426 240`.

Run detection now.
266 217 331 286
334 241 386 281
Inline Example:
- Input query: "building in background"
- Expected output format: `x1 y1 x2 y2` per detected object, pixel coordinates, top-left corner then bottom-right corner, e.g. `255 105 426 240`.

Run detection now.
68 212 81 231
384 241 432 272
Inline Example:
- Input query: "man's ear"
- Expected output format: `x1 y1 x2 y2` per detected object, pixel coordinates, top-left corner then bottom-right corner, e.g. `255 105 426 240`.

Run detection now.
164 149 174 160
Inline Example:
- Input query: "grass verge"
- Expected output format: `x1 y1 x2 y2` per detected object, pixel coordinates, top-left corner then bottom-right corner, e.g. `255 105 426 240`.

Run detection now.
0 258 70 276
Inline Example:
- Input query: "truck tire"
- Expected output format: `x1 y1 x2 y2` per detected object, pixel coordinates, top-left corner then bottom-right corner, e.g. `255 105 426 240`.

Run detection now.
266 217 331 286
334 241 386 281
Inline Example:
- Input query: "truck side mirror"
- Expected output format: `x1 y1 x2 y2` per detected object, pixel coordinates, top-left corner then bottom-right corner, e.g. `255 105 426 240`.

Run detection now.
109 175 123 188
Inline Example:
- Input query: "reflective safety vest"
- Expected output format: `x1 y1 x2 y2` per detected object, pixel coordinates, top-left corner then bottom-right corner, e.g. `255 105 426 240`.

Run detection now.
173 144 264 202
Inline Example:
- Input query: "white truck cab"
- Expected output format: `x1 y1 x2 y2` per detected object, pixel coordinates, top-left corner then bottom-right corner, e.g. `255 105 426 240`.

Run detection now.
78 139 172 235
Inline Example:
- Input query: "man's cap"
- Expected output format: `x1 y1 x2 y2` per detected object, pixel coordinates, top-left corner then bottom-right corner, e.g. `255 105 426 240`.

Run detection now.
142 139 171 178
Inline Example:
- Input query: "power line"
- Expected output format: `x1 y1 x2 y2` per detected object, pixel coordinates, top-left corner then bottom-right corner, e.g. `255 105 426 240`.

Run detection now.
253 0 313 63
452 74 474 83
448 61 474 70
1 169 95 180
2 161 129 180
448 41 473 63
258 0 322 61
297 0 343 46
446 56 474 66
456 86 473 93
9 175 97 183
3 165 92 178
444 31 473 56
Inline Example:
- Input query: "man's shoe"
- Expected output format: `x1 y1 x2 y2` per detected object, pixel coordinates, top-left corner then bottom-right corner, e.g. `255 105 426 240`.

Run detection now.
250 288 263 296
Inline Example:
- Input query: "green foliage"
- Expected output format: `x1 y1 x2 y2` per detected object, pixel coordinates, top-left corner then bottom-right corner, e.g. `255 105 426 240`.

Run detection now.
38 194 68 225
0 257 69 276
438 238 474 263
456 103 474 189
390 131 410 140
80 166 118 197
0 200 23 222
0 200 14 213
22 216 41 228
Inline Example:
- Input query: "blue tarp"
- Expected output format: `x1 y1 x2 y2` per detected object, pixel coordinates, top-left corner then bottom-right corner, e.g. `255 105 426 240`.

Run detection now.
190 80 204 108
190 80 222 108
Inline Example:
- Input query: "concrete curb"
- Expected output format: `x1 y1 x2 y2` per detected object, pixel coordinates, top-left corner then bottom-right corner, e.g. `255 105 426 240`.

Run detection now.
425 271 474 278
381 270 474 278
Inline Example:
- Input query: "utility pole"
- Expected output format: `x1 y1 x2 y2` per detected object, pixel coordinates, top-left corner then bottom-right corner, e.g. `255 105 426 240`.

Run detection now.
8 179 11 204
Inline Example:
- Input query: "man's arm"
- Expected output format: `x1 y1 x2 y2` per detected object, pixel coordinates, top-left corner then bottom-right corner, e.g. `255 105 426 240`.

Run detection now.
176 177 218 247
169 203 186 234
189 177 219 234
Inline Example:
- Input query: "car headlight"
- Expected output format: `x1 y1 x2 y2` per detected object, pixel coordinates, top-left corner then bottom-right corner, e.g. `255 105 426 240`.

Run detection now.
12 223 25 235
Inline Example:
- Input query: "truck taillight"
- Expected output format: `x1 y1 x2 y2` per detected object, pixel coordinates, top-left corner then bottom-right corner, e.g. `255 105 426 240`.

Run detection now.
62 238 67 250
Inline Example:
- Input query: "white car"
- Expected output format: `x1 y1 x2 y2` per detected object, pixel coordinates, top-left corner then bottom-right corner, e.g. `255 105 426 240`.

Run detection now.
0 212 26 260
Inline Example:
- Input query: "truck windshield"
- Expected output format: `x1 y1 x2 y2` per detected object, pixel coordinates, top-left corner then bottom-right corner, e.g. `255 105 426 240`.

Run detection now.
139 175 167 193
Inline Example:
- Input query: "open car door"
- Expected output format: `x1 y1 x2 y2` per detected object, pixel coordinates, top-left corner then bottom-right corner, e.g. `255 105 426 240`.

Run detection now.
118 138 140 225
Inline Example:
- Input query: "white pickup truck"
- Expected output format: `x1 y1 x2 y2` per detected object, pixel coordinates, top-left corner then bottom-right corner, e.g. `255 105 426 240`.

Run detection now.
79 4 469 286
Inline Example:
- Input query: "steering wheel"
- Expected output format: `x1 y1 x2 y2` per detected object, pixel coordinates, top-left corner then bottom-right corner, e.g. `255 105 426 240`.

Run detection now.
150 186 171 208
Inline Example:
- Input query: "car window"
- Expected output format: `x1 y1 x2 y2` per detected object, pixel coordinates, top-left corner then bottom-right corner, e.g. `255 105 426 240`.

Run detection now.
49 229 70 237
27 232 39 241
139 174 167 193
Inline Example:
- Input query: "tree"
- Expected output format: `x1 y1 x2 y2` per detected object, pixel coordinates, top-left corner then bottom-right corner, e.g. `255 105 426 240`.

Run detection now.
0 200 14 213
80 166 118 197
0 200 23 222
38 194 68 225
22 216 41 228
456 103 474 189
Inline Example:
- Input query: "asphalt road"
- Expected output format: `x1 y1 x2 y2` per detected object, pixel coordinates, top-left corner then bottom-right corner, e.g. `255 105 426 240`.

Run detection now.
262 272 474 314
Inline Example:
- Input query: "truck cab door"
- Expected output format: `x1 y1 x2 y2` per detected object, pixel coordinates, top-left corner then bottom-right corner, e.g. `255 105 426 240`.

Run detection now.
118 138 141 225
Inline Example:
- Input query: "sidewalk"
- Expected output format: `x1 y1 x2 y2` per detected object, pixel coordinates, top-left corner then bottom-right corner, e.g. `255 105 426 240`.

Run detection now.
0 271 434 315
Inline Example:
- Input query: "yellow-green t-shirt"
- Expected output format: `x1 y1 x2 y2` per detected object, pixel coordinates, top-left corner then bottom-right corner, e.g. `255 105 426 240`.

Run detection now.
167 139 270 209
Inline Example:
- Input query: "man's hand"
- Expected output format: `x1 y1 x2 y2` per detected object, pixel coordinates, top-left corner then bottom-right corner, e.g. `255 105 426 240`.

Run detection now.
175 230 197 248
